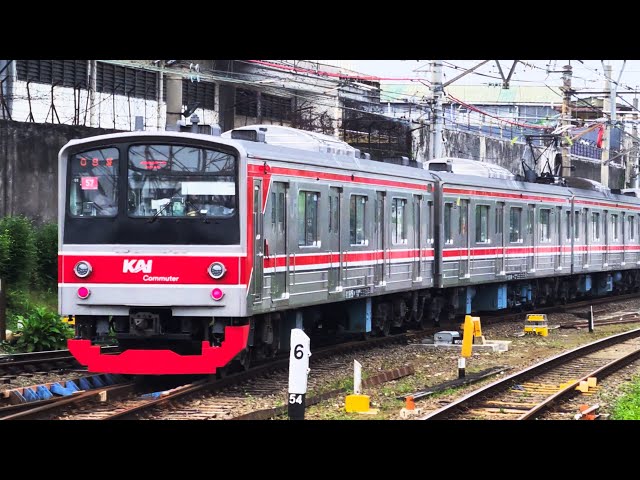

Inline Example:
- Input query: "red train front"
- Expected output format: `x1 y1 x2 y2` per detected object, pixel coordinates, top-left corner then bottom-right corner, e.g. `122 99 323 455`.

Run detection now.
59 130 252 374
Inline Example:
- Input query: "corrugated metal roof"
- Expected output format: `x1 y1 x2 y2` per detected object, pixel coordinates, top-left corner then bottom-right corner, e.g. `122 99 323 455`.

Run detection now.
381 84 562 105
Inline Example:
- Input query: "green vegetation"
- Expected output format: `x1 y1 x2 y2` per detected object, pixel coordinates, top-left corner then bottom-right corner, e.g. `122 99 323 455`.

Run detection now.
13 307 73 352
0 216 61 353
611 376 640 420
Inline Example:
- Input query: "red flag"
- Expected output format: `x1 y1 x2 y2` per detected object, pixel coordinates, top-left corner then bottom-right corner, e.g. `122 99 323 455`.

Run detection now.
596 125 604 148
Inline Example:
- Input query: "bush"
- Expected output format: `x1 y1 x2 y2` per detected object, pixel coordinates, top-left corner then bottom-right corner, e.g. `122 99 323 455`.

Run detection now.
34 223 58 290
0 216 36 287
14 306 73 352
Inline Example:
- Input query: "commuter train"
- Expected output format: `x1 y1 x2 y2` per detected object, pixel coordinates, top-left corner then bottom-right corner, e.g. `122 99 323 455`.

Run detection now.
59 124 640 375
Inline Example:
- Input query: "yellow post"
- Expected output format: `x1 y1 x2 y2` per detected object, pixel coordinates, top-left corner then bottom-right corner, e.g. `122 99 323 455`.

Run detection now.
461 315 474 358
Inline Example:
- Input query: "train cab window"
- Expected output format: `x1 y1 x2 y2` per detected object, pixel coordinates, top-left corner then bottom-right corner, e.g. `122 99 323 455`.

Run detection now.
392 198 407 244
611 214 619 240
68 147 119 217
509 207 522 242
350 195 367 245
629 216 636 241
574 211 580 240
297 191 319 247
127 144 237 218
592 212 600 240
475 205 489 243
444 203 453 244
539 209 551 242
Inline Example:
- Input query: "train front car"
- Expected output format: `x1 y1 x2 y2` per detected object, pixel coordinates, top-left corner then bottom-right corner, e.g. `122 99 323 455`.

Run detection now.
58 131 250 375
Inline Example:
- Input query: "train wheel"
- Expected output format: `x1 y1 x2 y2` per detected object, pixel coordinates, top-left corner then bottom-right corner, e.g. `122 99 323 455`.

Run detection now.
380 317 391 336
216 366 229 379
238 347 252 372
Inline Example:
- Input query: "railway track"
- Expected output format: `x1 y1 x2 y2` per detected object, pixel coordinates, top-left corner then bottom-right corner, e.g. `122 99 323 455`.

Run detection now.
0 346 119 382
421 327 640 420
5 330 414 420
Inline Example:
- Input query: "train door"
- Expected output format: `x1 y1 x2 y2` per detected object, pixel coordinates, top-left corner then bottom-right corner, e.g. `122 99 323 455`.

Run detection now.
270 182 288 301
527 204 535 272
413 195 422 280
458 199 470 279
584 208 590 267
604 210 609 267
555 206 562 270
328 187 342 292
252 179 264 304
374 191 386 285
496 202 505 274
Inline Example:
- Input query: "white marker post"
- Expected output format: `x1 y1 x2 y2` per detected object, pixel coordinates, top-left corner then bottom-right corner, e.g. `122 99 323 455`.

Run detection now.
354 360 362 394
288 328 311 420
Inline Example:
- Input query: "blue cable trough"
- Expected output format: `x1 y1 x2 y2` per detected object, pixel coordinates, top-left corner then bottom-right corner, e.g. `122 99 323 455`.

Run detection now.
5 374 126 404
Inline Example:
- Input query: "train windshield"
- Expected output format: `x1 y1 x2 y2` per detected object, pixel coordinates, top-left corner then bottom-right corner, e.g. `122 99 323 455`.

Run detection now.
69 148 119 217
128 144 237 218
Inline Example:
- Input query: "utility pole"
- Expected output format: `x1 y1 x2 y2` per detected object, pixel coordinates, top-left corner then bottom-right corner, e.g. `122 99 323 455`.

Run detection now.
561 64 573 178
431 60 444 159
632 97 639 188
165 71 183 131
601 64 612 188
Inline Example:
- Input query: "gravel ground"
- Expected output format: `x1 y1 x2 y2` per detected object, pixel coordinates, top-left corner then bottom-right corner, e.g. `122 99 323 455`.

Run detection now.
300 298 640 420
5 297 640 420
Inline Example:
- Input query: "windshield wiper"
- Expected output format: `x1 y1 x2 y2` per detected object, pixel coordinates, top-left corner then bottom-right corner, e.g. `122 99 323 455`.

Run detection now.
147 200 172 223
185 199 210 223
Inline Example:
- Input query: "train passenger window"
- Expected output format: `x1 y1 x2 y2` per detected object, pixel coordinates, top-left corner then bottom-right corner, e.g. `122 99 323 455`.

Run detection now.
475 205 489 243
566 211 572 240
271 192 276 225
509 207 522 242
297 191 319 247
392 198 407 244
611 214 619 240
592 212 600 240
574 211 580 240
629 216 636 241
350 195 367 245
444 203 453 243
539 209 550 242
459 200 468 236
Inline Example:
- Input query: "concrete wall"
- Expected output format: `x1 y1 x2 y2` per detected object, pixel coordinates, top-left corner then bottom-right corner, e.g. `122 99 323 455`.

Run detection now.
0 120 119 224
413 126 625 188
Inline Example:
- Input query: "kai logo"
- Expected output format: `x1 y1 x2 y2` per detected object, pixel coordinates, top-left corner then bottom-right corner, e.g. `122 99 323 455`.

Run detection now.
123 259 153 274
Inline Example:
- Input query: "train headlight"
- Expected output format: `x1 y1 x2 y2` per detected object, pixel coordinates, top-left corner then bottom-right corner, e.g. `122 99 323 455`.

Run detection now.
208 262 226 279
74 261 92 278
211 288 224 301
77 287 91 299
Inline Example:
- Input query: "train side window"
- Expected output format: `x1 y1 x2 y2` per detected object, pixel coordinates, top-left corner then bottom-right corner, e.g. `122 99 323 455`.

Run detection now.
271 192 276 225
459 200 468 236
444 203 453 244
392 198 407 244
329 195 333 232
475 205 489 243
509 207 522 242
350 195 367 246
297 191 319 247
566 211 572 241
574 211 580 240
630 215 636 241
592 212 600 240
611 214 619 240
539 209 551 242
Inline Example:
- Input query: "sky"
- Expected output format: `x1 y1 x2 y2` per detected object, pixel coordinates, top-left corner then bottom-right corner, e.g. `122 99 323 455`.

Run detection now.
342 60 640 91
